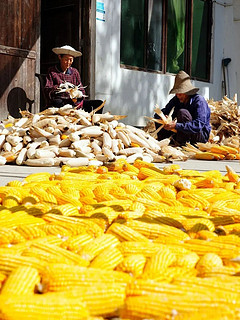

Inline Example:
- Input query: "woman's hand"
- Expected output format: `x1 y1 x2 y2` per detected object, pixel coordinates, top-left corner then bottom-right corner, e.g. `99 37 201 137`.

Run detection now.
164 120 176 131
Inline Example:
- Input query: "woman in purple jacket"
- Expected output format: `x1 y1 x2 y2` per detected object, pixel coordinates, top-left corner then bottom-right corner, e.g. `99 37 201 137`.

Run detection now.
154 71 211 146
44 45 103 113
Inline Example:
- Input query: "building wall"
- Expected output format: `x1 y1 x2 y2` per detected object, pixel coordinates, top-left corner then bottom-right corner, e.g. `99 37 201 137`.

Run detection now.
95 0 240 126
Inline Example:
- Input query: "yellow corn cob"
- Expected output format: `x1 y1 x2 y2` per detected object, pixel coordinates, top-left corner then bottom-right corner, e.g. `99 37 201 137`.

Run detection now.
49 203 81 217
2 195 20 207
90 246 123 270
1 266 40 295
194 152 216 160
45 284 126 317
31 242 90 266
144 212 184 229
134 159 156 169
79 234 120 261
41 263 131 292
225 165 240 183
79 187 96 198
107 223 150 242
60 234 93 253
122 295 235 320
40 224 73 237
86 206 119 224
93 185 116 202
0 228 25 245
31 186 57 204
43 214 104 237
182 239 240 259
128 201 146 213
55 193 83 207
158 186 176 199
182 218 215 233
118 241 171 258
22 246 76 265
116 254 146 277
0 253 46 275
174 252 199 268
143 248 176 278
22 194 39 205
0 293 89 320
120 183 142 195
196 252 223 274
137 167 165 180
194 230 218 240
23 172 52 183
16 225 47 240
125 220 190 241
210 216 235 227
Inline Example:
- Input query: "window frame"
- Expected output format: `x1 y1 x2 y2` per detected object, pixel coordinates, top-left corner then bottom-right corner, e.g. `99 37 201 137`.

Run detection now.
120 0 213 82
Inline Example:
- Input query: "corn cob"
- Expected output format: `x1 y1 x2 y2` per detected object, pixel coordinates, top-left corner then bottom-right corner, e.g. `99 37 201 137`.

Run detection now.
79 234 120 261
1 266 40 295
30 242 90 266
125 220 189 240
39 223 73 237
107 223 149 242
16 225 47 240
0 253 46 275
182 218 215 233
0 293 89 320
49 203 80 217
42 214 104 237
122 295 235 320
174 252 200 268
89 246 123 270
143 248 176 278
116 254 146 277
41 264 131 292
60 234 93 253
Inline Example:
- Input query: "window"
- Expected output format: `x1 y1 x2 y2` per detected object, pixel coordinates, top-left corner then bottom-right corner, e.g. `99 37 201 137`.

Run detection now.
120 0 212 81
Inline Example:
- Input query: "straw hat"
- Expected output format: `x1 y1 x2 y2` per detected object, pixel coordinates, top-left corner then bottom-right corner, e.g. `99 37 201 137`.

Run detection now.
169 71 199 95
52 45 82 57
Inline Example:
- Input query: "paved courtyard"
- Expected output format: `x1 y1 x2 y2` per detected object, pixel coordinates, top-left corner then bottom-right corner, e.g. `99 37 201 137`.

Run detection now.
0 159 239 186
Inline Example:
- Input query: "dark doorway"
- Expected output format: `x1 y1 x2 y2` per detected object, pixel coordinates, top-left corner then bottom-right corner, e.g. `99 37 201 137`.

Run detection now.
39 0 91 110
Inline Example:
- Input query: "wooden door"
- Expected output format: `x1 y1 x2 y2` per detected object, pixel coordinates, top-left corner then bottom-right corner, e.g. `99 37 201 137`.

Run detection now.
40 0 92 110
0 0 40 119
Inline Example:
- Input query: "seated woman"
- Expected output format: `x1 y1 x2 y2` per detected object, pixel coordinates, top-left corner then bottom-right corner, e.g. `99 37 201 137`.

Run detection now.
154 70 211 146
44 45 103 113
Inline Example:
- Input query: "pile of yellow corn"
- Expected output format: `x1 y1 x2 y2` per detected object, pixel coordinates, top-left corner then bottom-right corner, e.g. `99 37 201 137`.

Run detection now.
0 159 240 319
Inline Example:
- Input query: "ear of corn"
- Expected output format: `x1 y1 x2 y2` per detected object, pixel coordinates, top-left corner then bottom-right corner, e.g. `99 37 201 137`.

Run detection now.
1 266 40 296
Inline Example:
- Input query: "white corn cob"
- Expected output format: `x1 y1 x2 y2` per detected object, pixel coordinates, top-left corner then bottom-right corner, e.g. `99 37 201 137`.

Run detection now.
3 142 12 152
16 148 28 165
35 149 56 159
91 140 102 155
58 148 76 157
6 135 22 147
117 131 131 147
79 126 103 137
49 135 61 146
126 153 143 163
102 132 112 149
12 142 23 153
0 156 7 165
119 147 144 156
14 117 29 127
65 157 89 167
0 135 6 149
102 147 115 161
59 138 71 148
24 158 55 166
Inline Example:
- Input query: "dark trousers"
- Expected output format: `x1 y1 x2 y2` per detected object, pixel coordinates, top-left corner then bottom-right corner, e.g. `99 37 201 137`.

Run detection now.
51 98 103 114
155 109 208 145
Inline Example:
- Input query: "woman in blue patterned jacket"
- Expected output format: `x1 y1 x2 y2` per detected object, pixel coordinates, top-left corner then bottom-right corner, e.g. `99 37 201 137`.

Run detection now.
154 71 211 146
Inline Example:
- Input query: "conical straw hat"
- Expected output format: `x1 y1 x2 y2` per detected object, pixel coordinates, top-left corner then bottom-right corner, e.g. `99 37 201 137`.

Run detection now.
169 71 199 95
52 45 82 57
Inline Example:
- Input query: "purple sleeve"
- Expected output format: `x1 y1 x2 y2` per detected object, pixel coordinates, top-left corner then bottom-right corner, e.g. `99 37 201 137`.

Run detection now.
175 96 211 134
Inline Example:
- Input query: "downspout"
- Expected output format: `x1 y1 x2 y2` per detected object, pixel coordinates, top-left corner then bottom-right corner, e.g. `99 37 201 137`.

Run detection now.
90 0 96 99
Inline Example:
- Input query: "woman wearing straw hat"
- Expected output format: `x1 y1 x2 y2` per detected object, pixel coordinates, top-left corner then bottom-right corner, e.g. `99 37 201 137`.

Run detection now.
154 70 211 146
44 45 103 113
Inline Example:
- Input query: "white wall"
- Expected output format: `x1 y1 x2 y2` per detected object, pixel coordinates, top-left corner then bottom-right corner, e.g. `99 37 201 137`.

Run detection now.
95 0 240 126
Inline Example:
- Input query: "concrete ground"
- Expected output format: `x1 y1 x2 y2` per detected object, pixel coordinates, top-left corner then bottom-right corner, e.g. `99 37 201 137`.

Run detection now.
0 159 239 186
